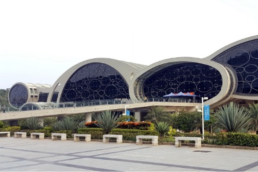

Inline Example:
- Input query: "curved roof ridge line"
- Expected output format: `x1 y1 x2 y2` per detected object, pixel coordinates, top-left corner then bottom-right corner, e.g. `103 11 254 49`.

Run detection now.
205 35 258 61
119 60 147 70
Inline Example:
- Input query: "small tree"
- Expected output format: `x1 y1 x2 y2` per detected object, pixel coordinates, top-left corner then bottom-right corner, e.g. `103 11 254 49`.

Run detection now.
248 103 258 134
156 122 169 137
93 111 120 134
170 111 201 133
144 107 170 124
215 102 252 132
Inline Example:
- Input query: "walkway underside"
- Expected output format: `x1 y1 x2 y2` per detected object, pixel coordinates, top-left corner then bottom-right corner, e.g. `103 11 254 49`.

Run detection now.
0 102 199 121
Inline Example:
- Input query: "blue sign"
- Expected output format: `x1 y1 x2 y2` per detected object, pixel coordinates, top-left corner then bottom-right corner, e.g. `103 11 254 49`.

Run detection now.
204 105 210 121
126 110 130 116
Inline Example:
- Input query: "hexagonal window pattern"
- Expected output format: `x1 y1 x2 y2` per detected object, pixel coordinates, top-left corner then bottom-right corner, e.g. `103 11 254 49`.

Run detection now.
60 63 129 102
143 63 222 100
9 84 28 108
213 39 258 94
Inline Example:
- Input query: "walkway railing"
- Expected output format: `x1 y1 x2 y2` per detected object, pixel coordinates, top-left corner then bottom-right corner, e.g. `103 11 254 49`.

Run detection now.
3 98 201 112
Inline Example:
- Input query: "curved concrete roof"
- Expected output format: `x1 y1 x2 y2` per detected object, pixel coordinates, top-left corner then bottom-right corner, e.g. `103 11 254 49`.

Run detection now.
9 82 30 109
9 35 258 109
205 35 258 61
130 57 231 107
205 35 258 101
47 58 145 103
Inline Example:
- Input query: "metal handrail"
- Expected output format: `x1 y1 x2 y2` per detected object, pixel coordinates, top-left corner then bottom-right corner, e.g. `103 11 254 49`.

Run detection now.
3 98 200 112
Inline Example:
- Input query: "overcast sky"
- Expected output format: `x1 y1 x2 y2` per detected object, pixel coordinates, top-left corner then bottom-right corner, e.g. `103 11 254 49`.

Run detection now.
1 0 258 89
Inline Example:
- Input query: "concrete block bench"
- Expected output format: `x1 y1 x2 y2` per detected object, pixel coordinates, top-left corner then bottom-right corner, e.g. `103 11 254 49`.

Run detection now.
14 132 27 138
103 134 122 143
51 133 66 141
31 133 44 140
174 137 201 148
74 134 91 142
0 132 10 137
136 135 158 146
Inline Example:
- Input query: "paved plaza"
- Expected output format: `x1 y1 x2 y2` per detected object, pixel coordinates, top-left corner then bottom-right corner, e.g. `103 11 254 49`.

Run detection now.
0 138 258 171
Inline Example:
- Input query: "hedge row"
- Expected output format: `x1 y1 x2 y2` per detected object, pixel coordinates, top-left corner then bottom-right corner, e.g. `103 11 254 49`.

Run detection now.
212 133 258 147
0 126 20 135
2 126 258 147
175 132 258 147
21 127 53 137
78 128 159 141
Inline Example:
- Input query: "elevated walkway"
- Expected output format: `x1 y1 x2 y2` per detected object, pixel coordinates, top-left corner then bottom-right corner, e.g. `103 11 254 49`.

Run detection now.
0 102 199 121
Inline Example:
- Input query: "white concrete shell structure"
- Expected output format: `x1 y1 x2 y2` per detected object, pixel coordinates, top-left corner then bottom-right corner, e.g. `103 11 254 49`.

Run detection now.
8 82 52 109
205 35 258 106
7 35 258 112
130 57 231 108
46 58 146 103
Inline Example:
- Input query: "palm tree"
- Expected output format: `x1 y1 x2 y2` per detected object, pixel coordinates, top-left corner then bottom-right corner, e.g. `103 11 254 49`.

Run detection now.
144 106 170 124
215 102 252 132
93 111 120 134
248 103 258 134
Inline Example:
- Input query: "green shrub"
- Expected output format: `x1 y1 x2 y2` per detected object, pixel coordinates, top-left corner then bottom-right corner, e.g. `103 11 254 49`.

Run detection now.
77 121 86 129
118 115 136 122
225 133 258 147
52 117 77 131
155 122 169 136
25 117 43 130
78 128 159 141
44 117 57 127
20 127 54 137
175 132 258 147
0 121 3 128
147 123 155 131
93 111 120 134
78 128 103 139
167 126 176 136
215 102 252 132
54 130 73 138
44 127 53 133
159 136 174 143
0 126 20 135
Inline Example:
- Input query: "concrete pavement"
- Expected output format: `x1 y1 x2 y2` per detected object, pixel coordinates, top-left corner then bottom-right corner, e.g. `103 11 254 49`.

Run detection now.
0 137 258 171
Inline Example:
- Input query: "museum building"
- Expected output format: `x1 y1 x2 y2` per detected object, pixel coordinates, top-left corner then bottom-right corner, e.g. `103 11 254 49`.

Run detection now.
8 35 258 110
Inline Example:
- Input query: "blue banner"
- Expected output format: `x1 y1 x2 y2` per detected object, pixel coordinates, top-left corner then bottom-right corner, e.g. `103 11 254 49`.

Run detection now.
204 105 210 121
126 110 130 116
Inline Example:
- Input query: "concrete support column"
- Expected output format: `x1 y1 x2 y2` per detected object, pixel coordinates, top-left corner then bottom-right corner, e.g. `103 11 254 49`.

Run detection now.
85 113 92 123
38 118 44 127
135 112 141 122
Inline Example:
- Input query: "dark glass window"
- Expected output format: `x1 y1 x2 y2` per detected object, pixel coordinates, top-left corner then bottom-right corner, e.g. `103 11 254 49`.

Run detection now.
38 92 49 102
9 84 28 108
61 63 129 102
143 63 222 100
51 92 58 102
213 39 258 94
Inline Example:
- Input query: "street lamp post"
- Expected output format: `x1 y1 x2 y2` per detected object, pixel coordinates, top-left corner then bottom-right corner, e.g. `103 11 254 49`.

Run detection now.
201 97 208 140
